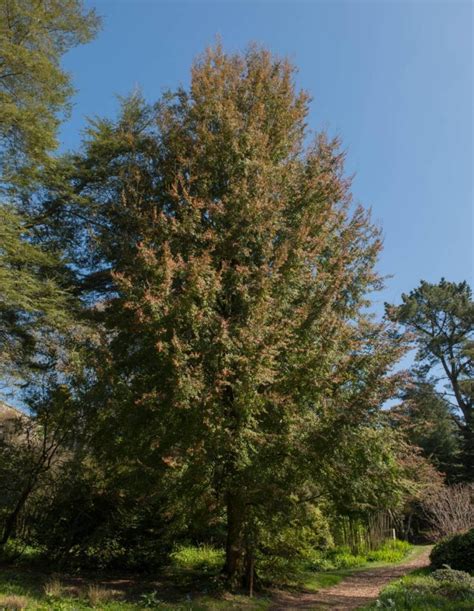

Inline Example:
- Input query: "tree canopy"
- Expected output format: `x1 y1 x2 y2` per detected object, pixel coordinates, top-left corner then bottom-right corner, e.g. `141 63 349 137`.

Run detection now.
37 45 412 586
0 0 99 383
387 279 473 479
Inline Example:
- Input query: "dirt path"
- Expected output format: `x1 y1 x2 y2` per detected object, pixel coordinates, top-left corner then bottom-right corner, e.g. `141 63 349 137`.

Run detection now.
271 546 432 610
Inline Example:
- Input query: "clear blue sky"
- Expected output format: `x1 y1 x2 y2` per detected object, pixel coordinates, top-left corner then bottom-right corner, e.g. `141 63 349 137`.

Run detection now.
61 0 473 312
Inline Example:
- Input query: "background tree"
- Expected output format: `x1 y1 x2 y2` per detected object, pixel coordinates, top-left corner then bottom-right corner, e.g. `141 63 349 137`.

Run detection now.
0 0 99 549
0 0 99 383
41 45 408 587
389 373 462 481
0 0 99 183
387 279 474 478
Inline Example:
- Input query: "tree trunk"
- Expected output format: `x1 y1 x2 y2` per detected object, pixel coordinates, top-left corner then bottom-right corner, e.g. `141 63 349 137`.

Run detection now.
0 481 35 546
462 424 474 481
223 491 246 589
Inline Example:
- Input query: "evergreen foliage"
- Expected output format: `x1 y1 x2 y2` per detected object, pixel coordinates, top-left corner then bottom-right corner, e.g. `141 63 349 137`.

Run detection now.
0 0 99 381
387 280 474 479
39 44 414 586
0 3 465 589
390 375 463 481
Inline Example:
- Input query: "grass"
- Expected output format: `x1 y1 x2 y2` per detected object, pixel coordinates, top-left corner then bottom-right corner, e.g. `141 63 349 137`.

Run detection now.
170 545 225 572
306 539 412 571
299 540 416 594
363 568 474 610
0 540 415 609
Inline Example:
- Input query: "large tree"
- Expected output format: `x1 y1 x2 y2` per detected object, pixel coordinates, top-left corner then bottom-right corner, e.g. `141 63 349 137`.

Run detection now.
0 0 99 381
0 0 99 547
387 279 473 478
43 45 407 586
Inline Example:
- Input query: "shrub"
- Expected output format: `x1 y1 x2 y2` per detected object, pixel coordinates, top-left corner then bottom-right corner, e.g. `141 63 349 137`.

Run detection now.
366 539 411 563
432 568 474 585
422 484 474 540
330 548 367 569
170 545 224 571
430 528 474 572
374 572 474 610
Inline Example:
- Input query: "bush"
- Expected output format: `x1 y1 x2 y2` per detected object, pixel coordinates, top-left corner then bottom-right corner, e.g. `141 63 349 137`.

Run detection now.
422 484 474 540
430 528 474 572
432 568 474 585
170 545 224 571
373 572 474 610
328 546 367 569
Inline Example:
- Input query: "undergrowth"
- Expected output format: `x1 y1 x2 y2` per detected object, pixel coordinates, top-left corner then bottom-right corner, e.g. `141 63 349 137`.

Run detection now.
307 539 412 571
366 568 474 610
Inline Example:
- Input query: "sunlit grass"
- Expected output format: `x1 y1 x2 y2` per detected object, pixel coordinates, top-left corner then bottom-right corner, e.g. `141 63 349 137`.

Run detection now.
170 544 225 572
363 568 474 610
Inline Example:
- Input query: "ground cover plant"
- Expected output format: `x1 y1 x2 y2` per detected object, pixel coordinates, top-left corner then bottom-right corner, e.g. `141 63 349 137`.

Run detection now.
367 568 474 610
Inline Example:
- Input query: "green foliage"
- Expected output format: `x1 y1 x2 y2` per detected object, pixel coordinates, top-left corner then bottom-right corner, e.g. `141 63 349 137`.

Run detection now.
140 591 164 608
37 43 411 585
368 570 474 610
365 539 412 563
432 568 474 584
0 206 72 378
0 0 100 182
308 539 411 571
170 545 224 571
0 0 98 388
325 546 367 569
430 528 474 572
27 457 173 570
390 376 463 481
387 279 473 478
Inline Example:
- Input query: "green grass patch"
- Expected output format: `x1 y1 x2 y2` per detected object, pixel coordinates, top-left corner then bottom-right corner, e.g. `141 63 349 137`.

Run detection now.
364 568 474 610
170 545 225 572
307 539 413 571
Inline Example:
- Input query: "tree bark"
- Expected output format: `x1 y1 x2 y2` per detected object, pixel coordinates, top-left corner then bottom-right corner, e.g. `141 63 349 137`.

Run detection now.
0 480 35 545
223 491 245 589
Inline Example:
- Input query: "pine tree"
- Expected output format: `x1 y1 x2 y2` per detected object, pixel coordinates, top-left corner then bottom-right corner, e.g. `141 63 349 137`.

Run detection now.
387 280 474 479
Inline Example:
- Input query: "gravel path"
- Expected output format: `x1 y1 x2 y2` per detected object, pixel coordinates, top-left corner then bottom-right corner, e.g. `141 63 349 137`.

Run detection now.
271 546 432 610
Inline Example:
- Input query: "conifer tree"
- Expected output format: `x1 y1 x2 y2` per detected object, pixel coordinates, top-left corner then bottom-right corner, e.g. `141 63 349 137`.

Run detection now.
45 45 407 586
390 374 462 481
0 0 99 380
388 280 473 479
